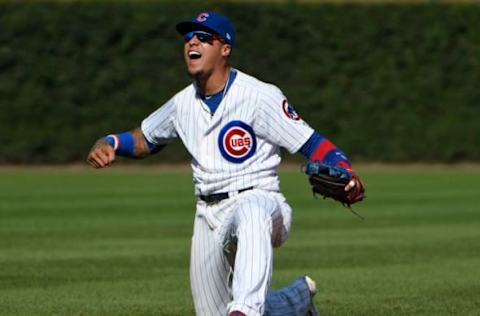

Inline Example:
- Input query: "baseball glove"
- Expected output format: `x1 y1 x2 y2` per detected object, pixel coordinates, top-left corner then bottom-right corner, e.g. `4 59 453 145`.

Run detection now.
304 161 365 218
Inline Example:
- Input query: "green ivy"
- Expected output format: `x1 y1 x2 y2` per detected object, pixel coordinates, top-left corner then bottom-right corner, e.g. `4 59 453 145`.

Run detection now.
1 2 479 163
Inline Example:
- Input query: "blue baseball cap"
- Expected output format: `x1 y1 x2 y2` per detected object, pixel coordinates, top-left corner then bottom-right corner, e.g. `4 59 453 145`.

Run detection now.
176 12 236 47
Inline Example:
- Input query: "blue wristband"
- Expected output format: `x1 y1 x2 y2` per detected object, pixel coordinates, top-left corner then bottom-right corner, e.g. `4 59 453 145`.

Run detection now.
104 135 117 149
104 132 135 156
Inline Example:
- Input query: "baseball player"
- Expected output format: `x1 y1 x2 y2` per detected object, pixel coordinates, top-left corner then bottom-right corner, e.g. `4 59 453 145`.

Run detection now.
87 12 363 316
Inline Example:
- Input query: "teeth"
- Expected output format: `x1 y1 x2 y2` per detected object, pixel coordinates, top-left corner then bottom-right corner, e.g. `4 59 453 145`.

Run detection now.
189 51 201 58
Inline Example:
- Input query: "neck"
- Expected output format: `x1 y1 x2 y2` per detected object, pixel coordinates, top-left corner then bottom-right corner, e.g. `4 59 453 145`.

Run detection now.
195 65 231 96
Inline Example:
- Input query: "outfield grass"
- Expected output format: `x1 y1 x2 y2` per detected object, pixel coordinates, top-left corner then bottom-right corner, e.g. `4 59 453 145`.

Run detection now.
0 166 479 315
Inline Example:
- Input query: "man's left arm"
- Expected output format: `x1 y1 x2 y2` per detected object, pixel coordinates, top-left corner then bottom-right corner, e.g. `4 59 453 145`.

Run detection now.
298 131 363 196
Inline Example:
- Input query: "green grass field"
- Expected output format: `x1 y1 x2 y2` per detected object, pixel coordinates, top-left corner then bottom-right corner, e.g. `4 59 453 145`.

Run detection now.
1 166 479 316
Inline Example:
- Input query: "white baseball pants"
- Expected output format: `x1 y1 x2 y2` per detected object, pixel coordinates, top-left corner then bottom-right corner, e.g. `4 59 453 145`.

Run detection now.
190 189 292 316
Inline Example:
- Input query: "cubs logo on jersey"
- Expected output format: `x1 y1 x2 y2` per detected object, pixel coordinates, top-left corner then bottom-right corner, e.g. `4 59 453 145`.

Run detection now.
282 99 301 121
218 120 257 163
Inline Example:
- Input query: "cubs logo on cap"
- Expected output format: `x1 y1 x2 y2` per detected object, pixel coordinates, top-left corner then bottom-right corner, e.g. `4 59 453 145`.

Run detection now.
218 121 257 163
196 12 209 22
176 11 236 47
282 99 301 121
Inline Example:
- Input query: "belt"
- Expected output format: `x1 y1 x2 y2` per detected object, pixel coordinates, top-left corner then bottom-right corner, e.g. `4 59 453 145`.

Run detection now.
199 187 253 204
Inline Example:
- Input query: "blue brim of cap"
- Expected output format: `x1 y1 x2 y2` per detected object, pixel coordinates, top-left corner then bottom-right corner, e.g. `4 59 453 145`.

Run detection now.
176 21 216 36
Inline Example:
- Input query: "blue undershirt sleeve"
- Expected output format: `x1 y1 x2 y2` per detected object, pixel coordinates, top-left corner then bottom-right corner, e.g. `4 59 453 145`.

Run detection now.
298 132 325 158
145 136 165 154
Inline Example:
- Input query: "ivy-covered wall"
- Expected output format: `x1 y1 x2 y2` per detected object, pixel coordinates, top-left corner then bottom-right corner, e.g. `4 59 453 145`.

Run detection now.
1 2 479 163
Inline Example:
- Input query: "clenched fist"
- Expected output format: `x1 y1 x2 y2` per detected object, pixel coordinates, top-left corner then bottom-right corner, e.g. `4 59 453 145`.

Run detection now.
87 138 116 168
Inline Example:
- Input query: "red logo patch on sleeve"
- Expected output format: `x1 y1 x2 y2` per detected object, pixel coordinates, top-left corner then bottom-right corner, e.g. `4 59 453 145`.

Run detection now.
282 99 301 121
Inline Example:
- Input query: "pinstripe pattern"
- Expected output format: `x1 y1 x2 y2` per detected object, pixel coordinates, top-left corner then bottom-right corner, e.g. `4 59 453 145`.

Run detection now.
227 192 277 315
141 69 314 196
192 189 311 316
140 70 317 315
191 212 231 315
192 190 314 315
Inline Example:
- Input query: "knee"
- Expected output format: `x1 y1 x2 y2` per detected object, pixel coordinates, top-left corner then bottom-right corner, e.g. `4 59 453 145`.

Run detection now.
235 200 274 236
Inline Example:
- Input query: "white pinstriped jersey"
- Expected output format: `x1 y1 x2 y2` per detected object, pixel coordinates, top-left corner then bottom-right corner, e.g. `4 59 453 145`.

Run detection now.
141 69 314 195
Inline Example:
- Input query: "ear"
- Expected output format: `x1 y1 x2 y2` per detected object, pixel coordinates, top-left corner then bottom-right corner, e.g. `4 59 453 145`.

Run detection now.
222 44 231 57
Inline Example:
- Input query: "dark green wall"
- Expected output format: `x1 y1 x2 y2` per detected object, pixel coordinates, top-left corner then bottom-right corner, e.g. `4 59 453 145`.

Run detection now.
1 2 479 163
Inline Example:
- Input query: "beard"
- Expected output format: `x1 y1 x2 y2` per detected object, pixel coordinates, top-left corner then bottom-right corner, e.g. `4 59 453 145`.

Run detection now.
187 68 204 79
187 66 213 82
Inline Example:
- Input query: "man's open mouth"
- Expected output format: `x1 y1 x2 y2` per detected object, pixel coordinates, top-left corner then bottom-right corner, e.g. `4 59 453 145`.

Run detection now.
188 51 202 60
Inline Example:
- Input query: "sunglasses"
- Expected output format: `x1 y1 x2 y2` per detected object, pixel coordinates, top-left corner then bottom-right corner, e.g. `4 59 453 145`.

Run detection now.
184 31 223 44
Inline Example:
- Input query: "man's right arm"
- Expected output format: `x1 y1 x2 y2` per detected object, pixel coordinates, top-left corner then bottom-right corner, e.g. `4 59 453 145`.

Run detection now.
88 95 177 168
86 127 153 169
